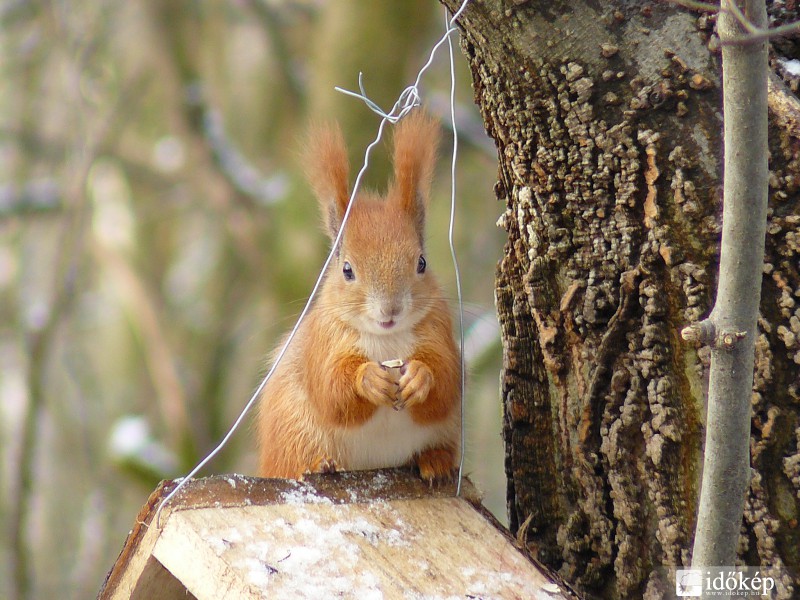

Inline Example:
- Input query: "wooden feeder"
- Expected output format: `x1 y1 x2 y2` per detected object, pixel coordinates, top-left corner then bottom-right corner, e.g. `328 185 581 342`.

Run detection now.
98 469 578 599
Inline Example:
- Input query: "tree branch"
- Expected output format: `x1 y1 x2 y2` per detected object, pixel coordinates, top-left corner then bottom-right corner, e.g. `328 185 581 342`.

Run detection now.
721 19 800 45
690 0 769 571
723 0 760 33
663 0 721 13
720 0 800 44
664 0 800 45
9 164 90 600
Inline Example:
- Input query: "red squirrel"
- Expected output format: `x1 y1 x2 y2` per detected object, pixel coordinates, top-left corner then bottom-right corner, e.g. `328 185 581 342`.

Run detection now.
257 112 461 483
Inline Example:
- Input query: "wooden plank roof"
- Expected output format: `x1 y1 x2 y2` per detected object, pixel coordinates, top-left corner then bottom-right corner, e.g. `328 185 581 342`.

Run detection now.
98 469 578 599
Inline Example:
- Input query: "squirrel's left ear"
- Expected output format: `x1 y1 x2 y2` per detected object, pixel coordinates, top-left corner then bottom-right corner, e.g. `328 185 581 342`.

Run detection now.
390 111 440 239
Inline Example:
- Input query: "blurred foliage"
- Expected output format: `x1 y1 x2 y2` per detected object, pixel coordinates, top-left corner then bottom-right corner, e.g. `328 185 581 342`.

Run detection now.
0 1 505 597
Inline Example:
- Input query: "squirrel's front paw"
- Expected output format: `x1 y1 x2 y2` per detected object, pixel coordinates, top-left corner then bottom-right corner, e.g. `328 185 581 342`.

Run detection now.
356 361 398 408
397 360 433 409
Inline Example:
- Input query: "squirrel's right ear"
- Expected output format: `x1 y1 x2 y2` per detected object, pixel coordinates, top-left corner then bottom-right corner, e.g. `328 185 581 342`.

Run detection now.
304 122 351 240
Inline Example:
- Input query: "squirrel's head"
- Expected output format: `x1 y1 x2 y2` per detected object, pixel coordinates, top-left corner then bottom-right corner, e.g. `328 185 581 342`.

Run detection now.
304 111 441 336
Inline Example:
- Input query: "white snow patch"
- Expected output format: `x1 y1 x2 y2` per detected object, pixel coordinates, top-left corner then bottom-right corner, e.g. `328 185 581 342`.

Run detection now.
196 500 423 598
205 535 229 555
242 557 275 588
217 527 244 544
278 482 334 505
207 505 401 598
460 564 534 599
780 58 800 77
370 471 389 488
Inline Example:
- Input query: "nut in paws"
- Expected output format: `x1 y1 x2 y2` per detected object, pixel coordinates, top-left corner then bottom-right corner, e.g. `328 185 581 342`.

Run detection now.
356 361 399 408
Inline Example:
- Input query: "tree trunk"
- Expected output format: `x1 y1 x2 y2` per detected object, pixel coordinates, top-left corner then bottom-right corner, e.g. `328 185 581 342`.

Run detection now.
440 1 800 598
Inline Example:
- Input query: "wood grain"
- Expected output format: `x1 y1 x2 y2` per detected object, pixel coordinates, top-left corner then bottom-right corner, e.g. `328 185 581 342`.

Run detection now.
98 470 577 600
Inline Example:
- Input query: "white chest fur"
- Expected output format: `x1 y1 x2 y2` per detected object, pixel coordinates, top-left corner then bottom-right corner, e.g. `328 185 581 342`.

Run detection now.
341 327 451 469
356 328 417 363
337 406 446 470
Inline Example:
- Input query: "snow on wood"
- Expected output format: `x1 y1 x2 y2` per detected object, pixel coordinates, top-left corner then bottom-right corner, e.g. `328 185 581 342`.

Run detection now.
98 469 577 599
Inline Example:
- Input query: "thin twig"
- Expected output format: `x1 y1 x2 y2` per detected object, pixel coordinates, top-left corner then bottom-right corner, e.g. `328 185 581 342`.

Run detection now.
9 141 95 600
663 0 721 13
10 236 81 600
202 108 288 206
764 19 800 38
666 0 800 45
722 19 800 44
723 0 760 33
721 0 800 44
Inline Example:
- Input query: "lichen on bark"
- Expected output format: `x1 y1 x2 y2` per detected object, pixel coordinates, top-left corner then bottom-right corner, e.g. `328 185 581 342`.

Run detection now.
442 0 800 597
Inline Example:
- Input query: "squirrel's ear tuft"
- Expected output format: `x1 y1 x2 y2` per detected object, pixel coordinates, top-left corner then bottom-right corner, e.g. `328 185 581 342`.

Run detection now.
304 122 351 240
390 111 440 237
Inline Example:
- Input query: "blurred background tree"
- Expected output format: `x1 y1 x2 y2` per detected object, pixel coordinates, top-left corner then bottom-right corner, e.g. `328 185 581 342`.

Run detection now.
0 1 503 598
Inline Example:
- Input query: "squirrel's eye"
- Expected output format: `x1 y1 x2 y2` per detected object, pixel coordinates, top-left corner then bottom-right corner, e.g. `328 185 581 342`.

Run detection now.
417 255 427 274
343 261 355 281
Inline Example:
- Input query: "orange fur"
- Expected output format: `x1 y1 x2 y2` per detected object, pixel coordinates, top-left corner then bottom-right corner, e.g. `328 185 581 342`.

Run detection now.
303 122 351 238
391 112 440 213
258 111 460 482
416 446 458 482
406 303 461 424
390 112 440 240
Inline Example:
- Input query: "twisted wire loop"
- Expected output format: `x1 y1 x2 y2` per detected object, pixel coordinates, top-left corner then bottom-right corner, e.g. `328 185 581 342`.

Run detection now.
335 73 422 124
334 0 468 122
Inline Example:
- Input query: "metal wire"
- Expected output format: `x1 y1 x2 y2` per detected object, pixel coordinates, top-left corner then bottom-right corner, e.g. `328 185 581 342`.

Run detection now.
153 0 472 525
446 7 467 497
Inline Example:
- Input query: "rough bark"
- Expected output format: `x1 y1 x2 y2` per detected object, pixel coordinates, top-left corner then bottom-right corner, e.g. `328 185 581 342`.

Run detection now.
440 0 800 598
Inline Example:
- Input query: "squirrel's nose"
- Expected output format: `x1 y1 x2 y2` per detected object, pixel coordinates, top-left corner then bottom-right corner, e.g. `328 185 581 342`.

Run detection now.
380 304 402 320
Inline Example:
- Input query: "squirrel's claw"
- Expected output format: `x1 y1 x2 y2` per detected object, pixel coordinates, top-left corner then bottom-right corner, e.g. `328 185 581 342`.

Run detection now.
397 359 433 409
305 456 338 476
416 447 457 485
356 361 399 408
